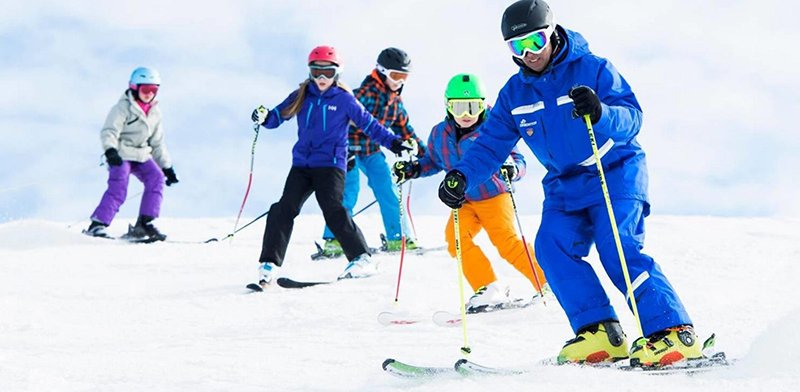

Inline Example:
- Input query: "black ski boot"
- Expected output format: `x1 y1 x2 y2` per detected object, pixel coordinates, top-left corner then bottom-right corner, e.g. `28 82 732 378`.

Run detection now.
83 220 111 238
121 215 166 242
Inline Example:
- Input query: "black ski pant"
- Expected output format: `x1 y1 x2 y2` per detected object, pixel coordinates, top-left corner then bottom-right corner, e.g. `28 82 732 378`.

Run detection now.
259 166 369 266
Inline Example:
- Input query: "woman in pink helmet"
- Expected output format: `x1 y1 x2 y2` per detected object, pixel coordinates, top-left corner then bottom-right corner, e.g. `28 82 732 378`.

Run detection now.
249 46 411 288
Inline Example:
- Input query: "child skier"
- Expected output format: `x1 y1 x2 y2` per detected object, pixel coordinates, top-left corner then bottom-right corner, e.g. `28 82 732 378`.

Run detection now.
438 0 705 367
393 73 547 311
319 47 426 257
84 67 178 242
250 46 411 287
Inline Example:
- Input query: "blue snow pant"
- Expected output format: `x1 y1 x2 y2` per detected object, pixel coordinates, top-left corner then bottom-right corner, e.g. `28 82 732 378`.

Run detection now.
322 152 412 241
534 199 692 338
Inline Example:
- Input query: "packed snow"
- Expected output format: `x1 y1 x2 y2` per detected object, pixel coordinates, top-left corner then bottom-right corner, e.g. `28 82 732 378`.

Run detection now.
1 214 799 391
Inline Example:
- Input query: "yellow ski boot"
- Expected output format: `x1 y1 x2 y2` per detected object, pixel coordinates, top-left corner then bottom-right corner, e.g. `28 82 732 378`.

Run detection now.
557 320 629 365
629 325 703 367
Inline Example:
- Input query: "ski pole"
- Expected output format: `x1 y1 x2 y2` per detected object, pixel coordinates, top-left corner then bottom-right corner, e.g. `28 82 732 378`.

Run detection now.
352 199 377 217
206 198 377 243
583 114 643 338
231 114 264 240
204 210 268 243
406 181 418 240
500 168 546 304
453 208 471 356
392 182 407 303
390 140 418 302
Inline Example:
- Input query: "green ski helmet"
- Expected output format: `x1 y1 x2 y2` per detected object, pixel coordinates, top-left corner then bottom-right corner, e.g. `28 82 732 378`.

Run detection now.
445 73 487 119
445 73 486 100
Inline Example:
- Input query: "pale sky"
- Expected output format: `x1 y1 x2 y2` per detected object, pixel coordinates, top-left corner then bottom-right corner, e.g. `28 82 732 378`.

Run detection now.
1 0 798 223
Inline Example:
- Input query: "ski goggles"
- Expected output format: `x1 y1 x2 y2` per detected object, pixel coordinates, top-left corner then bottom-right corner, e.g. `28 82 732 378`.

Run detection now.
137 84 159 95
309 64 339 80
447 99 485 118
505 24 556 58
377 65 409 84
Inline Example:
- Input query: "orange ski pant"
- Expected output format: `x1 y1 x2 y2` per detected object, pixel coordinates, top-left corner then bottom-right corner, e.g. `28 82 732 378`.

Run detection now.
444 192 547 293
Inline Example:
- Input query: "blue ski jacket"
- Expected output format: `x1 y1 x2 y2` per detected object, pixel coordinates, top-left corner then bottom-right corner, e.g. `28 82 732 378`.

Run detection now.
455 27 647 211
262 82 399 172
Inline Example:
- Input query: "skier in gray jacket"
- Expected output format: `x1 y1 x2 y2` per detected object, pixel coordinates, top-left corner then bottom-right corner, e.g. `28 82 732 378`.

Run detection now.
84 67 178 242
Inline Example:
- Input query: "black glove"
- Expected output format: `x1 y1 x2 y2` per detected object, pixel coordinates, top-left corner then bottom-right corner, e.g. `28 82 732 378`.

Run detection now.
569 86 602 124
251 105 268 125
393 160 420 183
104 148 123 167
163 167 179 186
346 151 356 171
438 170 467 209
500 162 518 182
389 138 413 155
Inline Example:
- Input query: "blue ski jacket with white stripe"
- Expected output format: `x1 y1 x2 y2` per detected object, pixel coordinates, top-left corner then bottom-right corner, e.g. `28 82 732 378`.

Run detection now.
455 26 647 212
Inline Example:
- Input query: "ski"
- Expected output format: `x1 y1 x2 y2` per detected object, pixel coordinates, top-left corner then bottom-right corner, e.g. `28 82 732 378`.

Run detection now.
432 297 535 327
310 242 380 261
616 352 730 374
381 358 456 379
82 230 162 244
377 311 423 326
275 277 337 289
454 359 525 376
245 282 265 292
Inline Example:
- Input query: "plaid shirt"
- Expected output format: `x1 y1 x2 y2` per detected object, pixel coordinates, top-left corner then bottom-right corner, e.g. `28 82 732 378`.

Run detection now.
417 113 526 202
348 70 426 157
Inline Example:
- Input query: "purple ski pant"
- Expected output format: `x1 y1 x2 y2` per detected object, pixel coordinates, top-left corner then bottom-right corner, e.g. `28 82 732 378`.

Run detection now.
91 159 164 225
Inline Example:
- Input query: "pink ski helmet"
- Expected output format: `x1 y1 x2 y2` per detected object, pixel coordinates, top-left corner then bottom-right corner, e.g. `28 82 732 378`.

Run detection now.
308 45 341 66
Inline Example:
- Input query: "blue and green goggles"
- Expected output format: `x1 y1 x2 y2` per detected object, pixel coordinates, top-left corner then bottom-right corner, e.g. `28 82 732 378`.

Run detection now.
505 24 556 58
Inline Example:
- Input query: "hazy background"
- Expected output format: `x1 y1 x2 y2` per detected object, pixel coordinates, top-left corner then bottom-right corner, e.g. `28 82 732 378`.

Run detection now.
1 0 797 225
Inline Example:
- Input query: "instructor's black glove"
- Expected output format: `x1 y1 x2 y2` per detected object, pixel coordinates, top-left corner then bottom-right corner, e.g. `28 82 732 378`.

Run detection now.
569 85 602 124
104 148 123 167
393 160 420 183
163 167 179 186
438 169 467 209
389 138 413 155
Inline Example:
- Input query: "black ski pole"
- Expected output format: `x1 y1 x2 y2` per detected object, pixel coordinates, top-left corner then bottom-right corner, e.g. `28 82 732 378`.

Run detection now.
204 199 377 243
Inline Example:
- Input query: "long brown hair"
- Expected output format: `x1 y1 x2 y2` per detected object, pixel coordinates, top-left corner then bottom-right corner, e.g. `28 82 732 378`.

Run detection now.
280 79 353 119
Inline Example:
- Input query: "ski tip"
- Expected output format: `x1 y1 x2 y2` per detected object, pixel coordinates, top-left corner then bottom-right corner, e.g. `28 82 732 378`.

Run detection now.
382 358 397 370
245 283 264 292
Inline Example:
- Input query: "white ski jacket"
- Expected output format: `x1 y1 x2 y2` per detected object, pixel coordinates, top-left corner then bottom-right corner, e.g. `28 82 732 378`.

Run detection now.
100 91 172 168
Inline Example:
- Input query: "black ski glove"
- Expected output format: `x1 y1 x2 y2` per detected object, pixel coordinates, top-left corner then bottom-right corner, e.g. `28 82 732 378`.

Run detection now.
389 138 413 155
500 161 518 182
251 105 268 125
393 160 420 183
569 85 602 124
438 169 467 209
104 148 123 167
346 151 356 171
163 167 179 186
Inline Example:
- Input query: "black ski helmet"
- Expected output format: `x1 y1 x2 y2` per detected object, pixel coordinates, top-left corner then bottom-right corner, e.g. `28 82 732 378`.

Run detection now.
501 0 554 40
377 47 411 72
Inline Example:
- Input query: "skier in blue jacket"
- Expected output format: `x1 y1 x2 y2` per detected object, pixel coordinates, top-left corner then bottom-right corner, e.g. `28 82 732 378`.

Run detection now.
250 45 411 288
437 0 704 367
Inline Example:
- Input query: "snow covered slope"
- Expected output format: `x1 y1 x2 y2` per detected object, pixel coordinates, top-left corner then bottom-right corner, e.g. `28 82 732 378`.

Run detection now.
1 214 799 391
